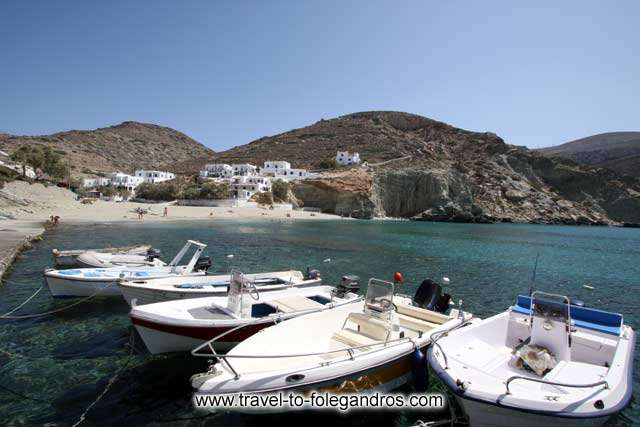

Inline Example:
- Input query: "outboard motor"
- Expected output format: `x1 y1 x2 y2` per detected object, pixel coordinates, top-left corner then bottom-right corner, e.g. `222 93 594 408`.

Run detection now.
194 256 212 272
305 268 321 280
413 279 451 313
333 275 360 298
146 248 162 262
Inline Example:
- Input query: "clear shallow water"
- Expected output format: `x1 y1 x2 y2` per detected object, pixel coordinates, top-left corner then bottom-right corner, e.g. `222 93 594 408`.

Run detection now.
0 220 638 426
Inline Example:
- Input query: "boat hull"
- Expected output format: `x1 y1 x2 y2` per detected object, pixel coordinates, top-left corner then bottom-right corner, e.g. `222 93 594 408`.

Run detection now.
120 285 227 306
132 316 275 354
456 397 609 427
45 275 121 297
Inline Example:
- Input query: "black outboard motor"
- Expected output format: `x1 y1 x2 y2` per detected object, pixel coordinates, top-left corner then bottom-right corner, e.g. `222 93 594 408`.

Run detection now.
194 256 212 272
146 248 162 262
333 275 360 298
305 268 321 280
414 279 451 313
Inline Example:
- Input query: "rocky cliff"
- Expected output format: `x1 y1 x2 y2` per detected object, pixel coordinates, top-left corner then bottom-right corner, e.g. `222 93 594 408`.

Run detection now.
289 112 640 225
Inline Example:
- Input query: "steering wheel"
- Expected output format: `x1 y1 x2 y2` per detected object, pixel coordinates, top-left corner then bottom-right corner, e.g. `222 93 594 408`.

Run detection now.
247 282 260 300
378 297 397 311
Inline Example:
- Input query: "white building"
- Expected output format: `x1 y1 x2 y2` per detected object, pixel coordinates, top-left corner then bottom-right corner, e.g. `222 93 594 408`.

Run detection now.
135 170 175 184
229 175 271 199
231 163 257 176
200 163 233 178
110 172 144 190
336 151 361 166
282 168 313 180
261 161 291 176
82 177 111 188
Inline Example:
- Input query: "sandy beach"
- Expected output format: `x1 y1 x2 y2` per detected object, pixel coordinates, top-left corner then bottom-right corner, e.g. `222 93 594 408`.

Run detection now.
0 181 341 277
0 181 342 224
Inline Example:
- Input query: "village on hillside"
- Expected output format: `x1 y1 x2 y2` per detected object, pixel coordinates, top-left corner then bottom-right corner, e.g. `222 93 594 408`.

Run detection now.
75 150 362 202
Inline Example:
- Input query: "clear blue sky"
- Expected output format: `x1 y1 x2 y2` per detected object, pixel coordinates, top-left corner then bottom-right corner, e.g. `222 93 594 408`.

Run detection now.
1 1 638 150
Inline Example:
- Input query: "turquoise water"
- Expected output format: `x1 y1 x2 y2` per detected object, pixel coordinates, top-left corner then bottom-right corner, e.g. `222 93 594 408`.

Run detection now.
0 220 638 426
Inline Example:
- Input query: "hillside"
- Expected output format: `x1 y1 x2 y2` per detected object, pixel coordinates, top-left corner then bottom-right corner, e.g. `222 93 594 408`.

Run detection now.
539 132 640 178
0 122 215 177
216 111 640 224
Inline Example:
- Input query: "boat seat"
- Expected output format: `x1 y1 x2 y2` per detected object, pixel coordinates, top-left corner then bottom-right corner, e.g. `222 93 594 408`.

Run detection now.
513 295 623 336
396 313 439 333
395 302 449 325
345 312 391 341
332 328 379 348
268 296 323 313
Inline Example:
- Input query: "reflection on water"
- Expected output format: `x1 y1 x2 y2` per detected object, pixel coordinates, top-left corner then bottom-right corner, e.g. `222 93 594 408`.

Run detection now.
0 220 638 425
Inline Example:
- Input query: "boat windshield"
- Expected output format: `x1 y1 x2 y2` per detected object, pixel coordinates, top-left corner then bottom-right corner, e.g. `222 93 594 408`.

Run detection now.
531 292 570 324
365 279 395 315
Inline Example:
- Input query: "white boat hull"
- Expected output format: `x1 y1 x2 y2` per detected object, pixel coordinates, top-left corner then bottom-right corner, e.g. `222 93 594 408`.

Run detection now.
134 324 227 354
120 284 227 306
45 275 122 297
456 397 609 427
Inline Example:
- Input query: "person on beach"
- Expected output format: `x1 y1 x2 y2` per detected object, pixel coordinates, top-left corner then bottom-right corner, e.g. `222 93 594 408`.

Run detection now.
163 207 168 217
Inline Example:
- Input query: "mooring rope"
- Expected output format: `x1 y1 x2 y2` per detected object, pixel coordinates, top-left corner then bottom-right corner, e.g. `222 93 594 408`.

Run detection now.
0 283 113 319
71 333 137 427
0 285 44 317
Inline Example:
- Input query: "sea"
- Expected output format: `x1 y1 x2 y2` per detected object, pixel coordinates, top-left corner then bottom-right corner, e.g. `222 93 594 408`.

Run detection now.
0 220 638 426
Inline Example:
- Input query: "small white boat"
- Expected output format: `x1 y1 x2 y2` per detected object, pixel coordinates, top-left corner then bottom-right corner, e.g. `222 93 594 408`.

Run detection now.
76 248 165 269
191 278 471 405
130 272 361 354
428 291 635 426
44 240 209 298
52 245 151 267
118 269 324 307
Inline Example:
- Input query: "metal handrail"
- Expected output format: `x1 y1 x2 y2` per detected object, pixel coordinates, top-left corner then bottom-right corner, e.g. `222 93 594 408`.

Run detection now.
193 307 466 382
190 295 365 357
429 318 473 370
505 375 608 394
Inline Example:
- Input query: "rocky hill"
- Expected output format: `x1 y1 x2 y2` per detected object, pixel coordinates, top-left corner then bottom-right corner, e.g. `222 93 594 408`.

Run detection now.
217 111 640 225
0 122 215 177
539 132 640 178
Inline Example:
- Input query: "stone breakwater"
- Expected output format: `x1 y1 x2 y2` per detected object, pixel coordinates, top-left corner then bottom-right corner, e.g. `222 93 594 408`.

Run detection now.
0 221 45 280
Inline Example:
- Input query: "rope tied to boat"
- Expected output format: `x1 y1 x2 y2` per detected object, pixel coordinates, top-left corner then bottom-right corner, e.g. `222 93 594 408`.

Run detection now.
0 283 113 319
71 332 138 427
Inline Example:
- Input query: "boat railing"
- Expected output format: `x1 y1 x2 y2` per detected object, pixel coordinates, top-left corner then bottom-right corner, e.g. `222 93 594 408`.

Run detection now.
505 375 608 395
430 318 474 370
190 296 365 375
192 305 465 380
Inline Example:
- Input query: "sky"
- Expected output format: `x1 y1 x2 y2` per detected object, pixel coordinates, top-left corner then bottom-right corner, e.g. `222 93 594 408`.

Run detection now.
1 1 638 151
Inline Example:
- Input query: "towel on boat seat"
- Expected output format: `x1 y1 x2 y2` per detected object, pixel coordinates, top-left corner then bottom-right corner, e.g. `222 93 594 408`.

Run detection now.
512 343 558 376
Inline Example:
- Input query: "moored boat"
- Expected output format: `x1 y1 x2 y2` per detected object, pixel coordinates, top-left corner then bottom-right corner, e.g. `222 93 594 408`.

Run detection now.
52 245 151 267
190 278 471 408
44 240 209 297
130 272 361 354
75 247 165 269
118 269 325 306
428 291 635 426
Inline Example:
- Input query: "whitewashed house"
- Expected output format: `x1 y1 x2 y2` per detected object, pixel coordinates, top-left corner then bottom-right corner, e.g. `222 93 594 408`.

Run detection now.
135 170 175 184
232 163 257 176
336 151 361 166
200 163 233 178
82 177 111 188
261 161 291 176
110 172 144 190
229 175 271 199
282 168 313 180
